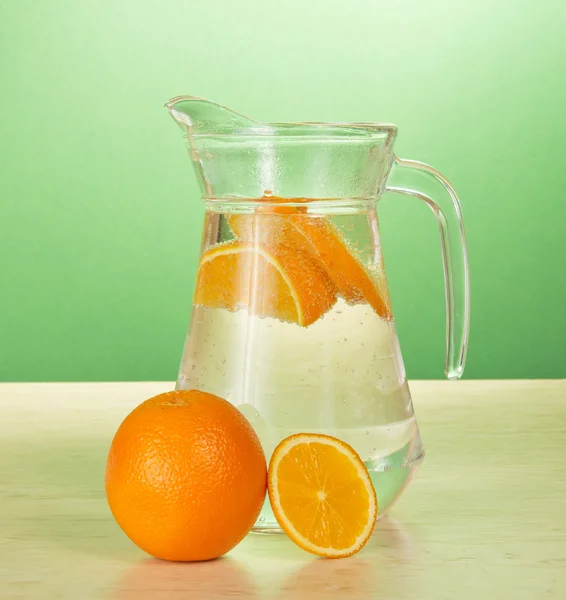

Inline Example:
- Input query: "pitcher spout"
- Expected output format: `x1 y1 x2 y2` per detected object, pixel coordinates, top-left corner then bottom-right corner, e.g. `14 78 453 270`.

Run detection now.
165 96 260 136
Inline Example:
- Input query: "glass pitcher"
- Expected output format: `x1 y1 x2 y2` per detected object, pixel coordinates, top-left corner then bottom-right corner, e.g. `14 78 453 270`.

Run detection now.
167 96 470 532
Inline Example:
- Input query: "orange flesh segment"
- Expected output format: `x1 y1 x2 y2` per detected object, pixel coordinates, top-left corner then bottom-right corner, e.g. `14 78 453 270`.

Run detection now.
194 241 336 327
228 198 392 320
269 434 377 558
288 216 392 320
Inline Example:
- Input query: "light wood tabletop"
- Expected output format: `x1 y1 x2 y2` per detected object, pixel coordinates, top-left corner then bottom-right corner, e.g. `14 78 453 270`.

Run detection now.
1 380 565 599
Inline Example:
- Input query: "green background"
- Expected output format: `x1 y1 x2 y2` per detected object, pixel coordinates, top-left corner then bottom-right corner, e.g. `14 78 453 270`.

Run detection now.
1 0 564 382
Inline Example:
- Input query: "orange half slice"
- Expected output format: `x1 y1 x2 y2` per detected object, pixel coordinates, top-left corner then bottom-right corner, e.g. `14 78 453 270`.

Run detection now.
194 240 336 327
268 433 378 558
288 216 392 320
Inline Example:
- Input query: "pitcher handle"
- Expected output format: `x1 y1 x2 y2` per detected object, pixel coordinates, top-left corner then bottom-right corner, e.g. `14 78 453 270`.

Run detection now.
385 156 470 380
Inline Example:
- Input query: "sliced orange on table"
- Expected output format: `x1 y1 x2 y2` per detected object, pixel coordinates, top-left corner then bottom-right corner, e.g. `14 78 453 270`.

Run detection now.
268 433 378 558
194 240 336 327
228 197 392 321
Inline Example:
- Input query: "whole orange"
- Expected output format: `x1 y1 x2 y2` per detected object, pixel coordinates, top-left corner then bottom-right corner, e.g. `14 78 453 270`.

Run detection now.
105 389 267 561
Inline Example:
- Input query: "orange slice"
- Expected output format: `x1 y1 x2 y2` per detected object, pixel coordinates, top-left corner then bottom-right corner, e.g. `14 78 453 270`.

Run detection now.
194 240 336 327
268 433 378 558
288 216 392 320
229 200 392 320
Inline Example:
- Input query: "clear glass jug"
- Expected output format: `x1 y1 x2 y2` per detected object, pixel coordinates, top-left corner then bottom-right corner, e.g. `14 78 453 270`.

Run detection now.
167 96 470 532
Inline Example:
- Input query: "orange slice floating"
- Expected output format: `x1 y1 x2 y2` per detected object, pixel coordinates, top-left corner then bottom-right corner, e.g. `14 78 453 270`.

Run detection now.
268 433 378 558
229 198 392 320
194 240 336 327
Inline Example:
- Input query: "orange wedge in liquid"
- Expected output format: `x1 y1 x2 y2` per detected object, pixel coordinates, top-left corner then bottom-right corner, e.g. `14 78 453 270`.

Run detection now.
194 240 336 327
229 198 392 321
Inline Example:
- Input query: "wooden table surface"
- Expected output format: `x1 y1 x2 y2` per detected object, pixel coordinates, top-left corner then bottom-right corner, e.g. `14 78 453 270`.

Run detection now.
1 380 565 599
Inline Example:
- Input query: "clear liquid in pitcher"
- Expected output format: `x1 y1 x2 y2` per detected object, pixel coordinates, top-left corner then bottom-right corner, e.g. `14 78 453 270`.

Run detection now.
177 206 424 532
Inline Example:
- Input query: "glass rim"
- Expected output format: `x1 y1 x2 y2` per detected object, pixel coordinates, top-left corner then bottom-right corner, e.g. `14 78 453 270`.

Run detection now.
187 123 398 141
167 96 397 140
